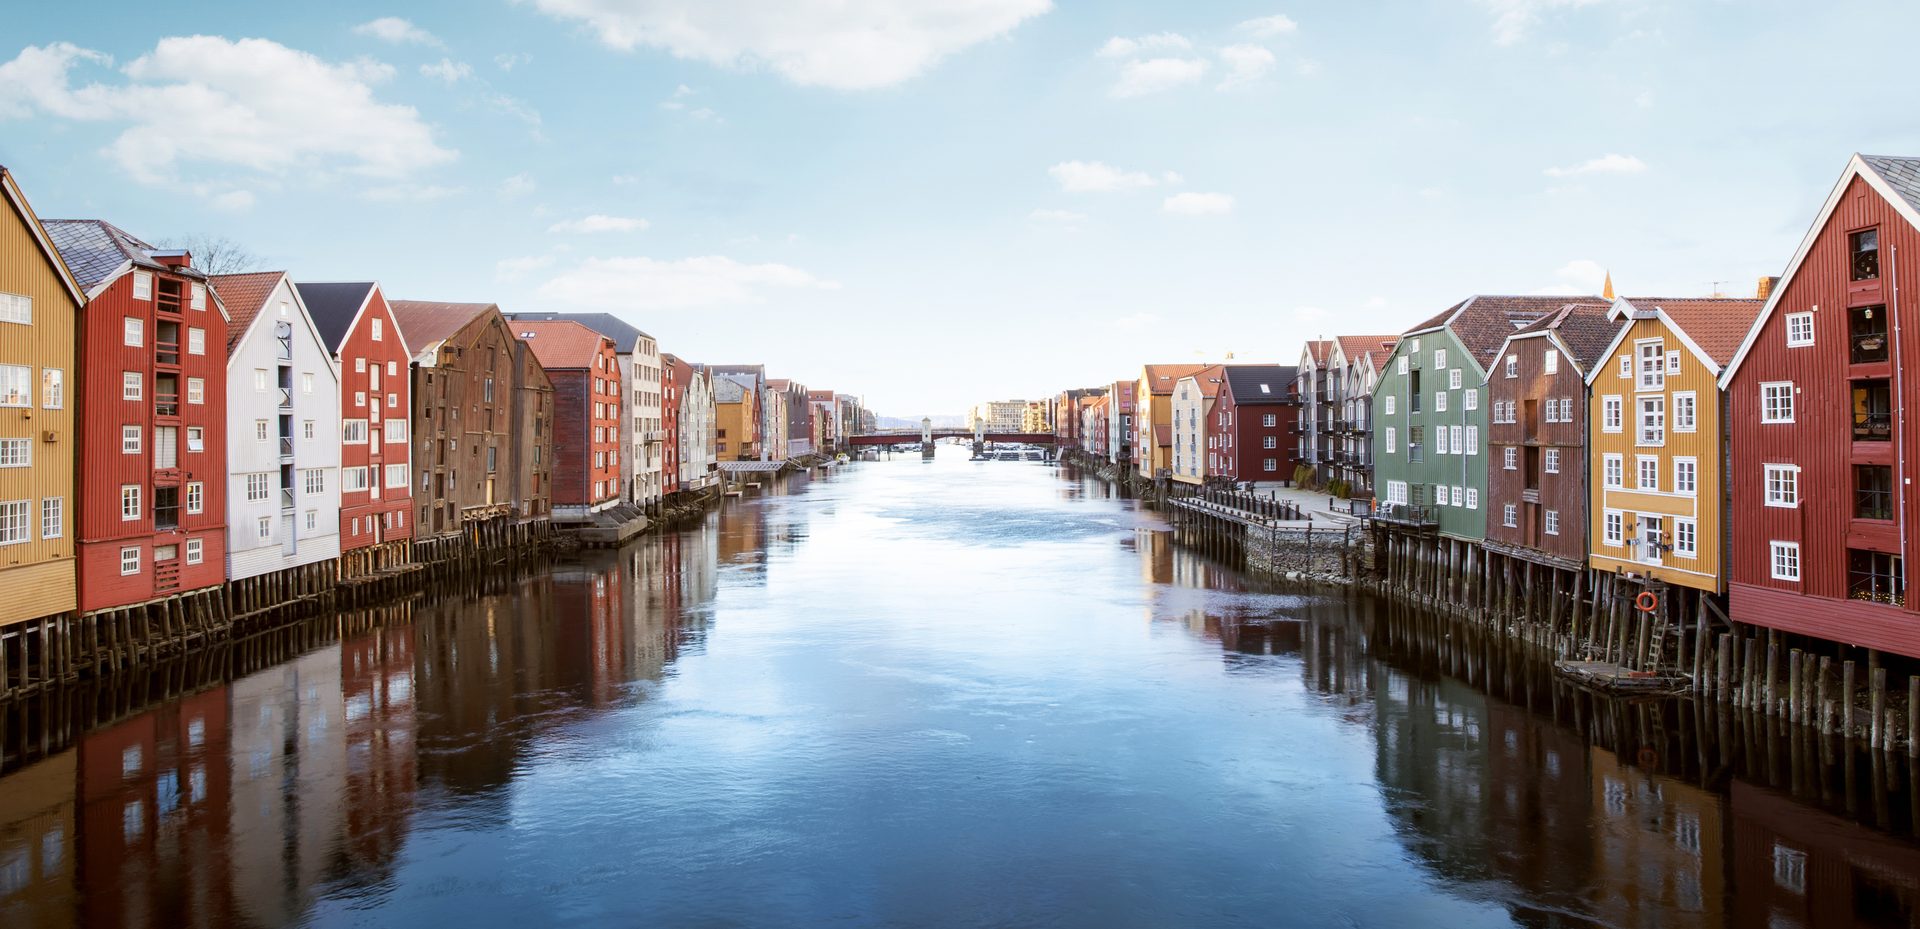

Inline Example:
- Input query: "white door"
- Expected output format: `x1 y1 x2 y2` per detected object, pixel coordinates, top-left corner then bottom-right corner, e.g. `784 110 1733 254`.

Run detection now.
1640 515 1664 566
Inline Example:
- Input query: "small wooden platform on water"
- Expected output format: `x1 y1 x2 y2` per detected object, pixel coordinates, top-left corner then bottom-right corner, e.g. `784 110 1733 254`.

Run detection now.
1555 660 1688 695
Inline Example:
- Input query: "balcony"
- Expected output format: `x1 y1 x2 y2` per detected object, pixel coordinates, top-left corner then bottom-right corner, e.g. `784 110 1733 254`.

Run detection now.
1851 306 1888 364
279 387 294 410
155 392 180 418
281 486 295 510
1374 503 1439 528
155 340 181 367
1853 380 1892 441
1854 411 1893 441
279 436 294 459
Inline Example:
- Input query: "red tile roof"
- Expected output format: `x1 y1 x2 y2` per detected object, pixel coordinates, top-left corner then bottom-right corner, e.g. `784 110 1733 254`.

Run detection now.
1182 364 1228 398
1626 297 1765 366
209 271 285 352
1336 334 1397 371
512 319 612 369
1142 363 1215 395
1302 339 1334 366
390 300 496 353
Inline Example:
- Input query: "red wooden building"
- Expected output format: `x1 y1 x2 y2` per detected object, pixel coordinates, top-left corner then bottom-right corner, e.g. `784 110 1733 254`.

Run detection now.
1212 364 1301 484
45 221 229 613
516 320 621 520
662 353 692 496
296 282 414 572
1721 153 1920 658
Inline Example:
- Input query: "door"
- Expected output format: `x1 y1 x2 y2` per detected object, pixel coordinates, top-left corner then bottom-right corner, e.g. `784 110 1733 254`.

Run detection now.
1639 515 1664 566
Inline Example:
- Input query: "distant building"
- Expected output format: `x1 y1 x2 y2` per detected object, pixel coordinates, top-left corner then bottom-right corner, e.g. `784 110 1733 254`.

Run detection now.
515 320 622 520
1327 336 1396 496
1295 340 1335 483
1105 379 1136 466
1169 366 1227 485
1136 364 1214 480
503 312 662 511
968 400 1025 433
1214 364 1300 485
714 375 759 461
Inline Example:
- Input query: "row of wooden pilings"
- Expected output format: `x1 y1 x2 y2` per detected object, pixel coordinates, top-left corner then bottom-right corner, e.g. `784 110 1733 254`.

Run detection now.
0 516 556 702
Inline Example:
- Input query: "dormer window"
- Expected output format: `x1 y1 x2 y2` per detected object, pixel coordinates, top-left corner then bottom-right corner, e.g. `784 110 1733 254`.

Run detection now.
1851 229 1880 281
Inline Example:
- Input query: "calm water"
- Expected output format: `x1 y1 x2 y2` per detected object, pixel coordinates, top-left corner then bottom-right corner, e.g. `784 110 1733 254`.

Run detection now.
3 447 1918 928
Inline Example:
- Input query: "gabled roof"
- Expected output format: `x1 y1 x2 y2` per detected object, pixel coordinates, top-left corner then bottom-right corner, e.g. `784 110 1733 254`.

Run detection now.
1141 363 1215 395
1174 364 1229 399
0 167 84 306
389 300 496 354
295 282 376 353
503 311 651 352
1403 295 1593 373
514 320 611 370
1723 153 1920 384
1494 302 1619 376
43 218 210 295
1223 364 1298 403
807 389 835 401
713 376 748 403
1588 296 1764 384
210 271 287 351
1335 334 1396 372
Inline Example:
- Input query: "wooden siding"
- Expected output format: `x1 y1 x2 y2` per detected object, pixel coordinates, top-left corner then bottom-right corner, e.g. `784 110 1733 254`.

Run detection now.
1217 394 1300 481
545 338 622 512
1725 173 1920 655
78 267 227 613
1587 315 1724 592
1372 327 1490 541
411 310 551 535
1486 332 1589 566
338 286 412 551
0 178 78 624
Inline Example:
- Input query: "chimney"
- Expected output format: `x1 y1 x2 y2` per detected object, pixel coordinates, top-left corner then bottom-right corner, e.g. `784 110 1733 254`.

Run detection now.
1755 275 1781 300
151 249 192 269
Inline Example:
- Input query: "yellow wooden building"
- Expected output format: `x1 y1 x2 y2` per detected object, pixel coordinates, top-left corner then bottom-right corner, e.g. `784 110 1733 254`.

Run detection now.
1584 296 1762 592
1135 363 1212 480
0 167 83 625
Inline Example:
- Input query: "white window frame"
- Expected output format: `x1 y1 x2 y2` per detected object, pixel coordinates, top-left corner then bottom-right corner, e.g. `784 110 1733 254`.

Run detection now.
42 368 63 409
1637 395 1665 446
1770 541 1801 581
0 292 30 324
121 371 142 401
187 327 205 355
122 425 141 454
186 482 203 514
1463 389 1477 411
41 496 62 540
1604 510 1624 546
1545 448 1559 473
187 377 204 404
1503 446 1517 470
1544 509 1560 536
1674 457 1697 496
1636 455 1660 491
1673 391 1697 433
1465 487 1477 510
1764 464 1800 508
1602 396 1622 433
120 546 141 575
121 485 140 520
132 270 152 300
246 472 270 502
1673 519 1697 558
1544 350 1558 375
1383 395 1395 415
1760 382 1795 424
1785 312 1814 347
1603 453 1623 488
1434 391 1447 413
1636 339 1666 391
0 499 27 546
1505 355 1518 378
1449 368 1462 390
1502 503 1517 528
124 317 144 347
185 538 202 564
1384 426 1395 454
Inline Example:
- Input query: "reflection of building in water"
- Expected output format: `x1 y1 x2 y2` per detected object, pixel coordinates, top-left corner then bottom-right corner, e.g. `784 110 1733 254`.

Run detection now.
1732 779 1920 928
340 621 417 873
228 647 349 928
0 751 76 928
76 686 233 928
1587 747 1726 927
412 575 562 794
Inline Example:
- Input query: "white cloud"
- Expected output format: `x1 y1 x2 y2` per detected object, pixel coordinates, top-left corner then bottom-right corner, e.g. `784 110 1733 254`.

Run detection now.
1543 153 1647 177
1028 208 1087 224
1479 0 1611 46
1162 170 1185 185
354 17 443 47
1111 56 1209 97
500 173 537 197
361 184 464 202
210 190 256 212
1097 33 1192 58
1048 160 1158 193
496 254 555 280
495 52 532 70
525 0 1051 90
0 38 455 187
1236 14 1300 38
536 255 838 309
1162 191 1234 215
420 58 472 84
1216 44 1275 89
481 92 542 128
548 214 650 234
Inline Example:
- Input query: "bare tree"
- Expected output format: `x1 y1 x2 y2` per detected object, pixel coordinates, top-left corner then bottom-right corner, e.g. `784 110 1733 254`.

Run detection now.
158 234 263 276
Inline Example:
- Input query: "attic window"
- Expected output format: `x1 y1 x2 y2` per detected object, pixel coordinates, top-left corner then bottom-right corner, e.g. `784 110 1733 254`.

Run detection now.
1851 229 1880 281
1259 384 1270 394
520 331 536 338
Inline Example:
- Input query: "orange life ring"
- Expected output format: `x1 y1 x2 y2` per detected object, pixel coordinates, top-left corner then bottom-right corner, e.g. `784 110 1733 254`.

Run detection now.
1634 591 1658 613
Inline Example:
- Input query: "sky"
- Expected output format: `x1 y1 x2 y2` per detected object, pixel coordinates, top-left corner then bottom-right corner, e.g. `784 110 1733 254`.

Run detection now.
4 1 1920 418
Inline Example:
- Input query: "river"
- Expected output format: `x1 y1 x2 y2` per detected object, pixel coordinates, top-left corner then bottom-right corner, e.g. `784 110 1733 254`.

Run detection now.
1 447 1917 928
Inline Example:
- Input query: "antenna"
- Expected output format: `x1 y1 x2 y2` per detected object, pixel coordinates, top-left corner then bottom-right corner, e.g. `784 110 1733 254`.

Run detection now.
1706 280 1729 298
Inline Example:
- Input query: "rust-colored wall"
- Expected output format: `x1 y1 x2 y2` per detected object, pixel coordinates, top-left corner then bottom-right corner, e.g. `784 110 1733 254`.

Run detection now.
338 285 412 551
1487 331 1590 566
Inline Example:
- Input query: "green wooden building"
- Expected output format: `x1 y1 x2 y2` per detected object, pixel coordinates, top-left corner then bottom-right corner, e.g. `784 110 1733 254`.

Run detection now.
1371 295 1595 541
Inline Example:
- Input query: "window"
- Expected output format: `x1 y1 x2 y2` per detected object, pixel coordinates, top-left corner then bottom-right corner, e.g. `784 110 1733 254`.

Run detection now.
303 420 315 440
1602 396 1622 432
341 467 369 492
255 420 270 442
1397 356 1407 375
1603 454 1623 488
1637 456 1659 491
1263 457 1277 471
387 392 398 409
121 485 140 520
1543 350 1558 375
1856 464 1895 520
124 317 144 347
1545 448 1559 473
1674 458 1697 495
1384 427 1395 453
305 510 317 531
186 377 203 404
1433 349 1446 369
257 516 272 541
1848 549 1904 606
388 361 398 377
1851 228 1880 281
355 391 366 407
1636 341 1666 390
0 500 26 545
187 327 204 355
1771 541 1801 581
1464 425 1477 455
0 291 29 324
1665 518 1696 558
1851 306 1888 363
1504 446 1517 470
1853 379 1892 440
1502 503 1517 528
246 473 270 502
304 469 325 495
42 368 63 409
355 357 367 373
1449 369 1462 390
1464 488 1477 509
186 482 202 513
1764 464 1800 508
342 420 368 444
121 546 141 575
1604 511 1624 546
1505 355 1518 378
1544 509 1560 536
1434 391 1447 413
1384 396 1395 415
1450 486 1463 507
371 317 383 341
1637 396 1665 445
302 372 314 394
1262 435 1276 449
1437 427 1450 455
1463 389 1477 411
1786 312 1814 347
1760 382 1794 423
185 426 203 452
190 282 206 310
132 270 152 300
1619 355 1631 378
185 538 202 564
1667 350 1681 377
1673 392 1697 432
122 426 141 454
41 497 62 539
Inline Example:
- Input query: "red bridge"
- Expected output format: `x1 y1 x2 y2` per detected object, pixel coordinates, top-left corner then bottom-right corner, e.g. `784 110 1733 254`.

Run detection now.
844 431 1056 446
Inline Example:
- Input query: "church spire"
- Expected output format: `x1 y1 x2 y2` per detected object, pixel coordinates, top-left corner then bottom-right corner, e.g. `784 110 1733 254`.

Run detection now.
1602 270 1615 301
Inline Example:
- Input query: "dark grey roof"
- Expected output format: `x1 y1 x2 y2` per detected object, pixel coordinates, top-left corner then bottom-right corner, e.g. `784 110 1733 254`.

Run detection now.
503 311 651 352
1861 155 1920 215
1223 364 1299 404
43 219 206 292
1506 302 1621 372
293 282 375 354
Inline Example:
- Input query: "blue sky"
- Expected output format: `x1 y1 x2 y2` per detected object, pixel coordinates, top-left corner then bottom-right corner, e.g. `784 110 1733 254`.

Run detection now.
4 1 1919 416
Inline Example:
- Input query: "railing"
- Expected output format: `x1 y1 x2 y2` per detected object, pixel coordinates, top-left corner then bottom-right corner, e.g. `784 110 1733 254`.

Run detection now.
1854 412 1892 441
1374 503 1439 527
1848 569 1905 607
279 436 294 458
1409 443 1424 463
1856 486 1895 521
154 505 180 531
276 338 293 361
155 393 180 417
281 487 295 510
1851 331 1889 364
279 387 293 410
156 341 180 366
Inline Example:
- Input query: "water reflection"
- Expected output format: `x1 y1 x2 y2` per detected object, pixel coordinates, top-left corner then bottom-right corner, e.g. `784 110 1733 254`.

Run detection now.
0 455 1916 927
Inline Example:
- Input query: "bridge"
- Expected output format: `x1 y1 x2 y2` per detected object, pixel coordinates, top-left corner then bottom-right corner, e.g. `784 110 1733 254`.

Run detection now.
845 430 1056 447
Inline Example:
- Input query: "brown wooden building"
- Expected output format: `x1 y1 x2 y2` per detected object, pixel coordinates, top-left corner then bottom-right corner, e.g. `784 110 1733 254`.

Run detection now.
388 301 553 536
513 320 621 521
1484 302 1620 570
1721 153 1920 658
